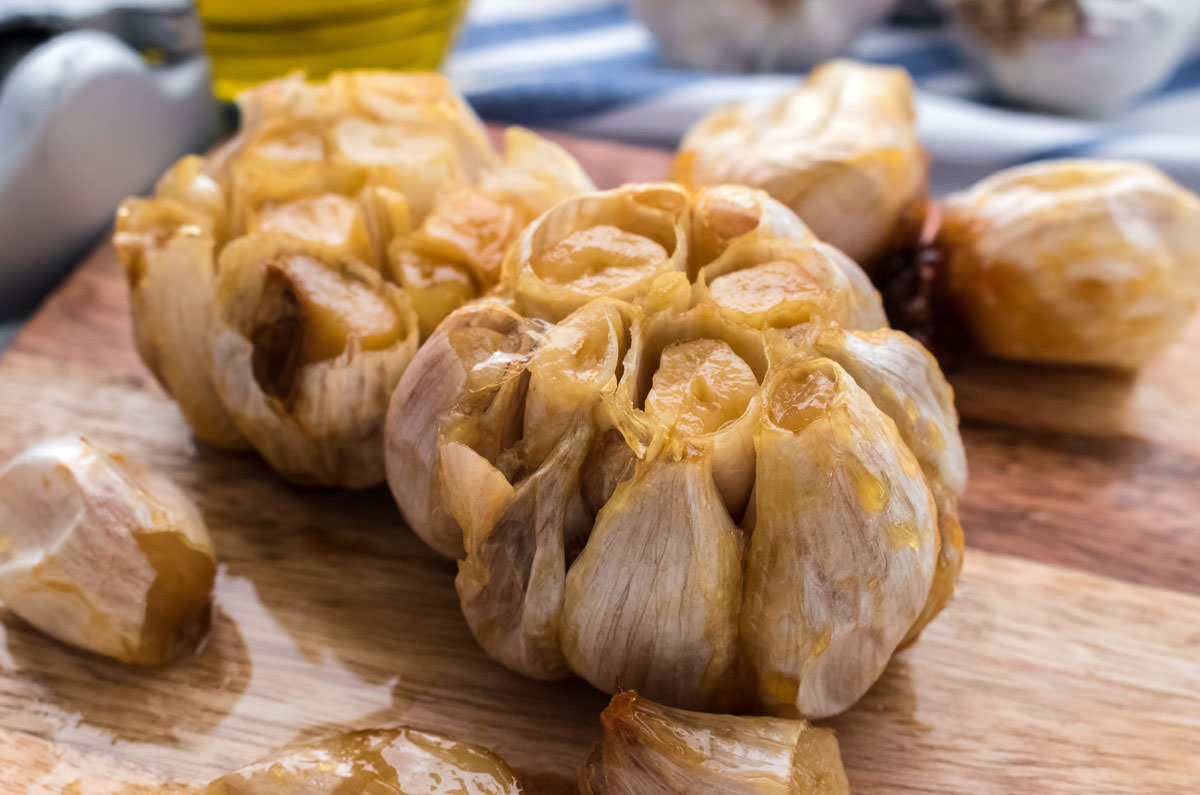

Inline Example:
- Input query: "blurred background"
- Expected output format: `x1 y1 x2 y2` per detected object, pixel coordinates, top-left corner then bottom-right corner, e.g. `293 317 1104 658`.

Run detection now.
3 0 1200 344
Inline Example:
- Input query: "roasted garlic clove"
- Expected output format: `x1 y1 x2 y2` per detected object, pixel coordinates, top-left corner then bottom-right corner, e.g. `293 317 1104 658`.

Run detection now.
630 0 895 72
938 159 1200 368
478 126 597 221
674 60 928 272
385 300 543 558
248 192 376 267
580 691 849 794
211 234 419 488
940 0 1200 115
741 358 937 718
501 183 691 322
561 452 743 711
207 727 523 794
114 159 247 451
0 437 216 665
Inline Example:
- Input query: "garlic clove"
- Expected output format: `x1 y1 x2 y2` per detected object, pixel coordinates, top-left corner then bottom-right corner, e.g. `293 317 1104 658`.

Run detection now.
479 126 597 220
207 727 523 794
211 233 419 488
114 175 247 451
938 159 1200 368
385 301 539 558
501 183 691 322
0 437 216 666
741 358 938 718
580 691 849 795
560 451 743 711
249 193 376 268
674 60 928 272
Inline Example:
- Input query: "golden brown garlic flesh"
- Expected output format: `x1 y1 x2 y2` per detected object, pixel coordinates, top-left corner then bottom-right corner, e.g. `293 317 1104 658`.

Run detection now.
579 691 849 794
0 437 215 665
207 727 523 794
386 183 963 718
938 159 1200 369
673 59 928 272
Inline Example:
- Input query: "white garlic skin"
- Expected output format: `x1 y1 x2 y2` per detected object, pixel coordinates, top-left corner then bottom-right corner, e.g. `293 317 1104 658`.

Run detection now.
0 437 216 665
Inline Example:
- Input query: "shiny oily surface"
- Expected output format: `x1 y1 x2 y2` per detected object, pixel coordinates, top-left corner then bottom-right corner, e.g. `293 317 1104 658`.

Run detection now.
708 261 823 316
207 728 522 794
643 339 760 437
530 226 668 294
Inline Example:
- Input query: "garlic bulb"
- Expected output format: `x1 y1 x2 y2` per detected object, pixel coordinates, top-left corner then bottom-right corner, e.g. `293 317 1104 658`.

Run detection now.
579 691 849 794
0 437 216 665
630 0 896 72
673 60 928 273
939 0 1200 115
385 183 964 717
937 159 1200 369
114 71 592 486
211 234 420 488
207 727 523 794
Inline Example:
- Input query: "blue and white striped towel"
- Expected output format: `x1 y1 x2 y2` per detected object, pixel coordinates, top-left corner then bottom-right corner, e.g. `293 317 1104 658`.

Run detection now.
447 0 1200 194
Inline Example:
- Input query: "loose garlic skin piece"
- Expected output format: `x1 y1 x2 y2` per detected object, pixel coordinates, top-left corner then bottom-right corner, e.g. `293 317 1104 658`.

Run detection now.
580 691 850 795
0 438 216 666
212 234 419 488
673 60 928 271
384 183 963 717
207 727 523 794
938 160 1200 369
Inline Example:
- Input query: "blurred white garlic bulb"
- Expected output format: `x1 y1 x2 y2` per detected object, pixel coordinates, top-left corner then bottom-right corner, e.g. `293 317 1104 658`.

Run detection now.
630 0 897 72
940 0 1200 115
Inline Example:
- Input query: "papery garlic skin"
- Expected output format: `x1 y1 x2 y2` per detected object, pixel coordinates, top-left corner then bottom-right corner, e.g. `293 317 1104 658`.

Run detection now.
212 234 420 488
207 727 523 794
580 691 850 795
674 60 928 272
114 158 247 451
940 0 1200 115
939 159 1200 369
0 438 216 666
631 0 895 72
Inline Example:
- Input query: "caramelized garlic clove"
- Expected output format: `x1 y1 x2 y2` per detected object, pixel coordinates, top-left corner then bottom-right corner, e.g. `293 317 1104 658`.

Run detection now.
211 233 419 488
207 727 523 794
741 358 938 718
938 159 1200 368
0 437 216 666
479 126 597 220
581 691 849 795
560 452 743 710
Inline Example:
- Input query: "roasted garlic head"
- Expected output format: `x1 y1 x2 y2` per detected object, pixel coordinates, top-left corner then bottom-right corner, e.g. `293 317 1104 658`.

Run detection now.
207 727 523 794
938 159 1200 369
0 437 216 665
673 60 928 272
386 183 966 718
580 691 849 794
114 71 592 487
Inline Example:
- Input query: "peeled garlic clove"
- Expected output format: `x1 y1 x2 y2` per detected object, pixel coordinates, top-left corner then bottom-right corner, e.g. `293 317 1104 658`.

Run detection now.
207 727 523 794
561 452 744 710
813 326 968 645
630 0 894 72
385 301 540 558
113 163 247 451
501 182 691 322
689 185 816 272
389 248 480 341
938 159 1200 368
941 0 1200 115
402 185 526 291
211 233 419 488
742 358 938 718
479 126 597 220
674 60 928 271
0 437 216 666
248 193 376 268
581 691 849 795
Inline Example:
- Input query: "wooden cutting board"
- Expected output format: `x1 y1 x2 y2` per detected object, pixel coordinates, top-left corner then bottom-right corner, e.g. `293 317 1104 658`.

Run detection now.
0 132 1198 794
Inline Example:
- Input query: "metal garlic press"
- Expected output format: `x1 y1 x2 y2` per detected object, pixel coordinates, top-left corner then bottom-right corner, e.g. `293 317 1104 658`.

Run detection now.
0 0 222 318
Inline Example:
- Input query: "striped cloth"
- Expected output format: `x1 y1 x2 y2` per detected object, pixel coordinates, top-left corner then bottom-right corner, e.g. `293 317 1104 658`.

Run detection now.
446 0 1200 194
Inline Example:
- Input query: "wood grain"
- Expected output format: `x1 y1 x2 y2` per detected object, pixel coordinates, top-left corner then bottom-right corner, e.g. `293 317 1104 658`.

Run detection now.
1 132 1198 793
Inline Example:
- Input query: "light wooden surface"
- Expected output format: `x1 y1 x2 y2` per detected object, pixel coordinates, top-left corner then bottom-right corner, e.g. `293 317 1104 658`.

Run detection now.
1 133 1198 793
